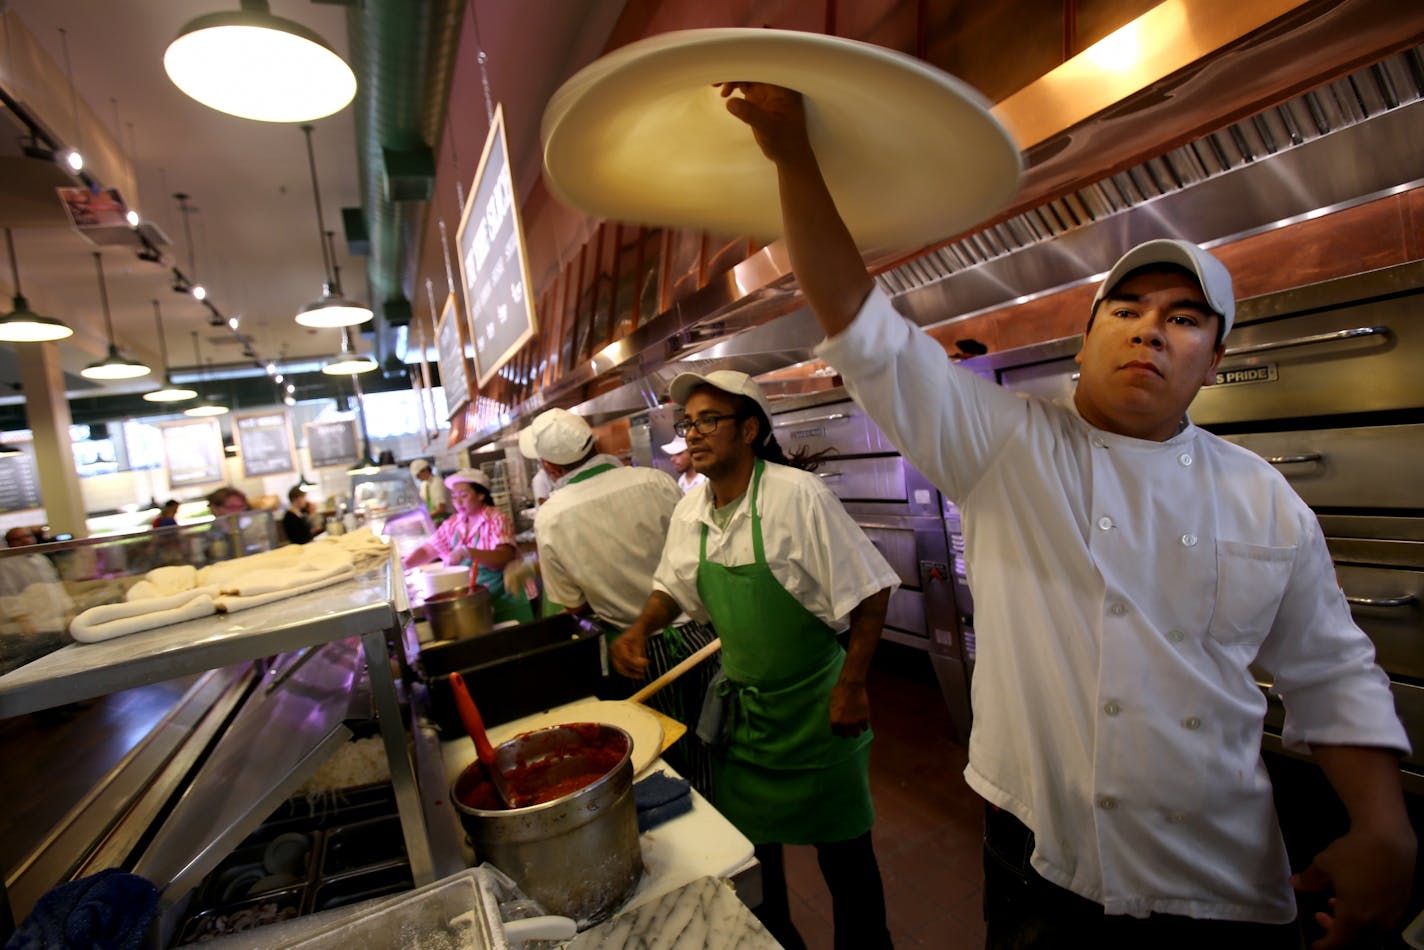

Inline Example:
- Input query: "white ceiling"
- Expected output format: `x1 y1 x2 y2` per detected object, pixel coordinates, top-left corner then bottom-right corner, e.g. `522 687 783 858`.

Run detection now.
0 0 367 399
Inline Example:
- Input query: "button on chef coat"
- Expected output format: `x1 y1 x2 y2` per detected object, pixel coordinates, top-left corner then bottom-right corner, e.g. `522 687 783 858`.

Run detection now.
653 461 900 629
816 287 1407 924
535 454 682 629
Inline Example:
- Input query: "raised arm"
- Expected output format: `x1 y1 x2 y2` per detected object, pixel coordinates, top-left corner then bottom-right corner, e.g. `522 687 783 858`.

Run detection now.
722 84 873 338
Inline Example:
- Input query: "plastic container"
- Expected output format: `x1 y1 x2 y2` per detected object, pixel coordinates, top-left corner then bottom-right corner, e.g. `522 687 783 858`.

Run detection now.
283 868 507 950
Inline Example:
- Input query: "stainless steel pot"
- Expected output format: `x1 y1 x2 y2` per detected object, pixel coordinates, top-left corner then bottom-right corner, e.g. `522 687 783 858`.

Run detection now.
451 724 642 924
424 585 494 641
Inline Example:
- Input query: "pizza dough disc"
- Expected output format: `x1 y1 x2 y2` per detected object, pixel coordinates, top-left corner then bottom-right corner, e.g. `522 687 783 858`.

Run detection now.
487 700 664 775
542 28 1023 251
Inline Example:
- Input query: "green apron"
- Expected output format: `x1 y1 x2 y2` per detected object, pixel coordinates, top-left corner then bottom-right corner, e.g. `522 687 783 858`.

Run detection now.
455 511 533 625
696 459 874 845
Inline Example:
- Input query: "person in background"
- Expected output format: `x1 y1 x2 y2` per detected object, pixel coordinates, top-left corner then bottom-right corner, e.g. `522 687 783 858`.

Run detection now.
521 408 719 794
613 370 899 950
410 459 451 524
0 525 71 675
530 466 553 507
281 485 322 545
151 500 180 529
403 469 533 625
204 486 249 562
721 82 1413 948
660 436 707 494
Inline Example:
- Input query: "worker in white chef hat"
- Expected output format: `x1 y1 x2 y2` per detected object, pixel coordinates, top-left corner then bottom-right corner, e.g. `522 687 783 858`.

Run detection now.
520 407 720 796
404 467 532 625
408 458 450 524
659 435 707 495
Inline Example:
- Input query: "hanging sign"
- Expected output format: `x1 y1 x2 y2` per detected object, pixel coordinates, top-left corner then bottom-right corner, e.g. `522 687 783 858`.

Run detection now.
160 417 225 489
233 411 297 479
0 450 42 512
456 104 538 388
435 292 473 420
304 418 360 469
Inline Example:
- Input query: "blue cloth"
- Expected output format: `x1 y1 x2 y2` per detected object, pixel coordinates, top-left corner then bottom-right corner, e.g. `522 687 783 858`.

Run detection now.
4 868 159 950
634 770 692 832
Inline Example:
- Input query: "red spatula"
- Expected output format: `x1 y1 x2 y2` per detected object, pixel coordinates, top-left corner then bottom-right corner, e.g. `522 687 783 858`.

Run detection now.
449 672 519 808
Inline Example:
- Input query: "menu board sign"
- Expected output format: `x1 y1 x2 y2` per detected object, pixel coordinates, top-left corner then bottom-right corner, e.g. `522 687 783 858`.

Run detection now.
233 411 297 479
304 418 360 469
456 104 538 388
0 451 42 512
160 417 225 488
435 292 472 421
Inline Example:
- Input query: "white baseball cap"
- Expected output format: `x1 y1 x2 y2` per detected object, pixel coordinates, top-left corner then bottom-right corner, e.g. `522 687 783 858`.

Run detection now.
660 436 688 455
518 408 595 465
668 370 774 423
1092 239 1236 338
444 468 490 491
409 459 432 479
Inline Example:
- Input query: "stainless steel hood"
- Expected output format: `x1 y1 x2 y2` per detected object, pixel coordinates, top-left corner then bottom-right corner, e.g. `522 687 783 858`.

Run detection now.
515 45 1424 435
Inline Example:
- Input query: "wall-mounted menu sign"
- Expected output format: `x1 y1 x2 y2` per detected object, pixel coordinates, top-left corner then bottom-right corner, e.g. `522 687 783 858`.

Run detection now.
160 417 225 489
233 411 297 479
435 292 472 421
0 450 42 512
304 418 360 469
456 104 538 388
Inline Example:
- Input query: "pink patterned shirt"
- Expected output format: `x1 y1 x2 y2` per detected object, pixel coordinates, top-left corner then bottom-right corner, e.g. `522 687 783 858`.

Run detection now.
428 506 515 564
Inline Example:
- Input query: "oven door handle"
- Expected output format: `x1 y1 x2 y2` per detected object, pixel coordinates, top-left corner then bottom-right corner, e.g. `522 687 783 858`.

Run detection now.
1345 593 1418 608
1263 453 1323 465
1222 325 1390 358
774 412 850 428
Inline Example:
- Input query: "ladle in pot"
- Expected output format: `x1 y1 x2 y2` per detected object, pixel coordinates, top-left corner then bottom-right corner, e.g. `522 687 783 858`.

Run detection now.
449 672 519 809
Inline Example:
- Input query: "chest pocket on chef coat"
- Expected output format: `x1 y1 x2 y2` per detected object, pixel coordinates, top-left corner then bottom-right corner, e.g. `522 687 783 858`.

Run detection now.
1207 539 1297 646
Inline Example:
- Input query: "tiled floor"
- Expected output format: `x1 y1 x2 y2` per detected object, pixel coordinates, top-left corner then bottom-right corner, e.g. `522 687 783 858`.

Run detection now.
785 642 987 949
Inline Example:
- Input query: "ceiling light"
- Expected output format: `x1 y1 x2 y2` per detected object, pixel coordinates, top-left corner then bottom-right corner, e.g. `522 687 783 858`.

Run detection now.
163 1 357 123
192 284 207 301
143 299 198 402
63 148 83 172
81 253 152 380
285 382 295 393
126 210 141 227
275 373 284 383
185 398 230 417
283 395 296 407
0 229 73 342
322 328 377 375
294 124 372 327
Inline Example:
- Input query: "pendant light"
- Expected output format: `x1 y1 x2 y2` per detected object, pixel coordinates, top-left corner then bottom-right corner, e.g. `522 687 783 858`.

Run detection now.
163 1 356 123
322 327 378 375
184 331 229 416
0 229 73 342
143 299 199 402
81 253 152 380
295 124 372 328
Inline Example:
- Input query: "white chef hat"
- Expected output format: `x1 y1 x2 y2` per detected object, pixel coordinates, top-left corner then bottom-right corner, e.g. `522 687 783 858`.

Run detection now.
660 436 688 455
1092 239 1236 338
518 408 595 466
409 459 432 479
444 468 490 491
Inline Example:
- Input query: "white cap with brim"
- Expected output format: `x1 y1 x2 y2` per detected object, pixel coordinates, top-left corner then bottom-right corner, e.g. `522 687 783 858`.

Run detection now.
444 468 490 491
518 407 595 465
1092 239 1236 338
660 436 688 455
409 459 431 479
668 370 774 423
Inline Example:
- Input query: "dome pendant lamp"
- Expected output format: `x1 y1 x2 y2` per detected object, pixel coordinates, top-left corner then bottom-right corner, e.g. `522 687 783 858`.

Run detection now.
184 331 230 417
294 124 372 328
163 0 357 123
81 253 152 381
322 327 378 375
0 228 73 343
142 300 198 402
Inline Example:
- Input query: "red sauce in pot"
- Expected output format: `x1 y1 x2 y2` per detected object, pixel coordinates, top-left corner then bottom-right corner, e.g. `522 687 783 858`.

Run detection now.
457 723 627 810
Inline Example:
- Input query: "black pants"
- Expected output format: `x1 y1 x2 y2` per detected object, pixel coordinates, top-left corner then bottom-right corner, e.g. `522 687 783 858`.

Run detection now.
753 832 893 950
983 806 1302 950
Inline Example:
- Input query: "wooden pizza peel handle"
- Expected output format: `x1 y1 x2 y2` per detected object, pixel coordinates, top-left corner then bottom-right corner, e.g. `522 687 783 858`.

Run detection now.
628 637 722 704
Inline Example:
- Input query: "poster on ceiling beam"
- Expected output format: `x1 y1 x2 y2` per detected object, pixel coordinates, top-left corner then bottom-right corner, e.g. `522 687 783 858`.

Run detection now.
455 104 539 390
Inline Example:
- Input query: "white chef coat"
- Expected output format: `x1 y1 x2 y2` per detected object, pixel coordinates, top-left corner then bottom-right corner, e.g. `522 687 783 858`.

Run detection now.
535 455 681 629
420 473 449 514
816 287 1408 923
676 470 707 494
653 461 900 629
531 468 553 505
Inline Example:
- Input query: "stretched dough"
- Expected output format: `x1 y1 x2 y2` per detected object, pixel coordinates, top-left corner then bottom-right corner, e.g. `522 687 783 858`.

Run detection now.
542 28 1023 251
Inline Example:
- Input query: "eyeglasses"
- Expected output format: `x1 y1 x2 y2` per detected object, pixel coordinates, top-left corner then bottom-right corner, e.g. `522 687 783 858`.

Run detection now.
674 413 743 438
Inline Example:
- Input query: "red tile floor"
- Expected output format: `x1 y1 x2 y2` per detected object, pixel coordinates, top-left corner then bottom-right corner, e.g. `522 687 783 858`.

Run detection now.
786 642 987 949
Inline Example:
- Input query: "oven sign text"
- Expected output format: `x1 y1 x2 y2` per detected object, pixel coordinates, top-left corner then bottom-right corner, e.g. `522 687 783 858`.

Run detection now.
1214 364 1278 387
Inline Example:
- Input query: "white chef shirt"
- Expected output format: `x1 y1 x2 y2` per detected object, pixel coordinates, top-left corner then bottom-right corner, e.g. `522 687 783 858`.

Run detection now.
653 461 900 628
535 455 681 629
676 470 707 494
420 474 449 514
531 468 553 505
816 287 1408 923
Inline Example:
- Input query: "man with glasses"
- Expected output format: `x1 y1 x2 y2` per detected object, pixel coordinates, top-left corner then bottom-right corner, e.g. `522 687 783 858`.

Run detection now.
614 370 900 950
